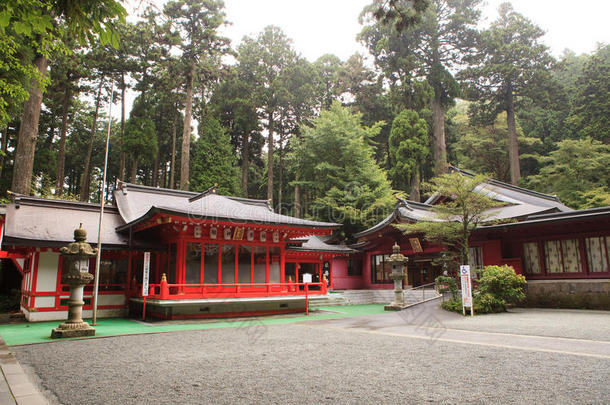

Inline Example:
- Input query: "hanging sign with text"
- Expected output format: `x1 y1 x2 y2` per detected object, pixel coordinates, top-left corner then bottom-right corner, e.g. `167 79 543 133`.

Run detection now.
460 265 473 316
142 252 150 297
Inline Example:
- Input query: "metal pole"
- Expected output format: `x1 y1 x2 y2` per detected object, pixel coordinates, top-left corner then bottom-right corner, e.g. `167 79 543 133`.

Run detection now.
92 80 114 326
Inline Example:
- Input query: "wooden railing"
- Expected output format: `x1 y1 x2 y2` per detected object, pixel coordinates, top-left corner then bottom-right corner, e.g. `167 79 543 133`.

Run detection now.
139 280 328 300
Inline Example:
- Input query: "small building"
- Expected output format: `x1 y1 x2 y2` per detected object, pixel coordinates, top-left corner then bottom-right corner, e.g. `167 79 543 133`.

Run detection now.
0 183 352 321
332 168 610 309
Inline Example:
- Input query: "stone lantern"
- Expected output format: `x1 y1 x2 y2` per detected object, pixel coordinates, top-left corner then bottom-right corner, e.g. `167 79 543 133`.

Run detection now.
51 225 97 338
384 243 409 311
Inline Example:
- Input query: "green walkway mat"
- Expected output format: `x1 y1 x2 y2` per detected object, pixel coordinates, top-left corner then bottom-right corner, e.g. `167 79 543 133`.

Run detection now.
0 305 386 346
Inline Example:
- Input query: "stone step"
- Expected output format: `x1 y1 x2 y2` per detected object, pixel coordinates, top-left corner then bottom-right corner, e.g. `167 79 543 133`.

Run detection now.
339 289 439 305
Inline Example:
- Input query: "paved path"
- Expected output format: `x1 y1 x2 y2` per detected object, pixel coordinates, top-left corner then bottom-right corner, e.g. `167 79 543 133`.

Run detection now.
12 303 610 404
305 300 610 359
0 337 47 404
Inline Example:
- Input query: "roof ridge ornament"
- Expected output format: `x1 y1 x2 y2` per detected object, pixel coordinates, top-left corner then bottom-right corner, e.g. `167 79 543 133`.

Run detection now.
188 183 219 203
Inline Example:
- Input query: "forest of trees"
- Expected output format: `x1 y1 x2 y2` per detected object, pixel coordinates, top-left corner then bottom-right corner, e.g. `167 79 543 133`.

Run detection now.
1 0 608 237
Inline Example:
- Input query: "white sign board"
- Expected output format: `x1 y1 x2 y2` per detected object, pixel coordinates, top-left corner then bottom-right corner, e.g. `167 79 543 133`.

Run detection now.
460 265 473 316
142 252 150 297
302 273 312 283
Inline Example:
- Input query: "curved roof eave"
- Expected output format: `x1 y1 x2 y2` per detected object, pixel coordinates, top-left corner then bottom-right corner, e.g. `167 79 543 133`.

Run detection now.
116 206 341 233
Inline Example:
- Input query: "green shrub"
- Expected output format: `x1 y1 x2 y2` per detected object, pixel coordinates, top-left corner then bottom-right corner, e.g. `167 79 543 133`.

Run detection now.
441 297 462 312
439 265 526 315
478 265 526 306
435 275 458 299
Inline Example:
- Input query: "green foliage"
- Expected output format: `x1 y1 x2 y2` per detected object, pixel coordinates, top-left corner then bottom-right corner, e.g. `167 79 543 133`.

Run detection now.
124 116 156 158
396 172 502 264
478 265 526 306
388 109 429 195
524 138 610 209
567 44 610 142
441 265 526 314
190 118 239 195
460 3 553 122
290 102 394 236
452 106 541 183
0 0 126 125
435 275 458 298
442 293 504 314
371 0 430 32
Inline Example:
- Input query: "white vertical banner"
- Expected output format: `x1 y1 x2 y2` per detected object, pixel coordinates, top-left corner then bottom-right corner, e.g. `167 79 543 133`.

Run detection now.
460 265 474 316
142 252 151 297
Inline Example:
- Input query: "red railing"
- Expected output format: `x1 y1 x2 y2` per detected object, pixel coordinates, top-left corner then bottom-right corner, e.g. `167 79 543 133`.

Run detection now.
139 280 327 300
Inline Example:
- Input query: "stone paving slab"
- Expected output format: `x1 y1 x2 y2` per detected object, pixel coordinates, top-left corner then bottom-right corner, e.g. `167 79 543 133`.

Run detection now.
0 337 47 405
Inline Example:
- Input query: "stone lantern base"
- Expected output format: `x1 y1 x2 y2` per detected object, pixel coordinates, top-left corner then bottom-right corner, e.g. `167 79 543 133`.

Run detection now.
384 302 409 311
51 321 96 338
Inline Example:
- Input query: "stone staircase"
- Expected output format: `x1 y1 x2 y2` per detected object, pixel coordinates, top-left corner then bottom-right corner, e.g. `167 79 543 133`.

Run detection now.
308 293 349 307
309 288 440 307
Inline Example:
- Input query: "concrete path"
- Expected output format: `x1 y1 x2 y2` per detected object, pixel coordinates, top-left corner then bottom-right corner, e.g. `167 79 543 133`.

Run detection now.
10 303 610 404
304 300 610 359
0 337 47 405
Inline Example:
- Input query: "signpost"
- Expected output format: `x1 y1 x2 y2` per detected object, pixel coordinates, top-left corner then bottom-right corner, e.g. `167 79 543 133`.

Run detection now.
142 252 150 320
460 265 474 316
302 273 312 315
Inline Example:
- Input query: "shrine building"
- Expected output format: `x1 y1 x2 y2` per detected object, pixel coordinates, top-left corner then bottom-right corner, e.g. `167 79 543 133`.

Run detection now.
330 167 610 308
0 183 352 321
1 167 608 321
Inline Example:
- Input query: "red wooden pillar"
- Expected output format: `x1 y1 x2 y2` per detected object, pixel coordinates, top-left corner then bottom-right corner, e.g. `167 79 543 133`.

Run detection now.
280 245 286 285
126 250 133 300
234 244 239 285
30 252 39 309
250 247 254 285
178 240 186 292
200 243 205 287
265 247 270 293
218 243 222 285
329 257 334 289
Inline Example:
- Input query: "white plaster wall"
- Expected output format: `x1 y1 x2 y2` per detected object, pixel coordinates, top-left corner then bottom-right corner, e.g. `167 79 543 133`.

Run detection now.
35 296 55 308
36 251 59 292
98 294 125 306
27 308 126 322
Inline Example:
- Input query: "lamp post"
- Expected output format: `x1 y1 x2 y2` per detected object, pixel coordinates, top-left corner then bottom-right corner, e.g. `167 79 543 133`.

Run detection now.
384 243 409 311
51 225 97 338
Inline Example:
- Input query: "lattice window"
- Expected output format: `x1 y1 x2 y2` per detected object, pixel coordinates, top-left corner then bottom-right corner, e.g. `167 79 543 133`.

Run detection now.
523 242 541 274
544 239 582 273
585 236 609 273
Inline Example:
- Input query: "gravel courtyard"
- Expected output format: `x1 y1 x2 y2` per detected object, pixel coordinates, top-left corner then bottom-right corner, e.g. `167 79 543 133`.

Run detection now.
14 304 610 404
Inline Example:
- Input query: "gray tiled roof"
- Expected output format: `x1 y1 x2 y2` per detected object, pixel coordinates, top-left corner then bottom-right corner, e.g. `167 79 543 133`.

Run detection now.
287 235 355 253
3 197 129 247
114 183 340 231
355 169 572 238
425 166 573 211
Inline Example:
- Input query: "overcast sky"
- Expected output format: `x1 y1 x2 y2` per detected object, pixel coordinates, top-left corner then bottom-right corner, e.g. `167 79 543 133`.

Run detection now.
123 0 608 120
218 0 609 61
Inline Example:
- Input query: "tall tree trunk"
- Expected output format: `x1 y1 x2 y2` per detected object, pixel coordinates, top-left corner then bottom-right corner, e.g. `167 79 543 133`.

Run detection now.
80 78 104 202
11 56 49 195
180 69 194 190
294 176 301 218
267 111 274 207
431 93 447 176
56 88 71 196
119 72 126 181
0 125 9 180
130 156 138 183
506 85 520 184
241 131 249 196
277 132 284 210
409 168 421 202
152 142 160 187
169 108 177 189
